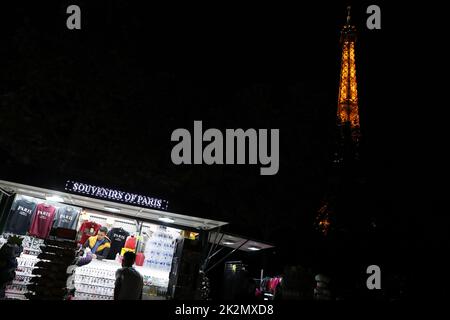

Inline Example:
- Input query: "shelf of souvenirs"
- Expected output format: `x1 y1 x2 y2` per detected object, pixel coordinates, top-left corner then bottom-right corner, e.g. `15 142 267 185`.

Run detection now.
74 272 168 290
76 258 170 288
74 284 114 297
16 254 39 274
74 273 115 288
15 271 37 277
15 266 35 273
75 280 114 289
72 280 169 300
10 278 33 286
72 261 170 300
71 284 169 300
3 292 28 300
1 234 44 256
75 268 116 280
22 247 42 256
73 291 114 300
4 254 39 300
4 284 27 297
17 253 40 264
6 278 169 300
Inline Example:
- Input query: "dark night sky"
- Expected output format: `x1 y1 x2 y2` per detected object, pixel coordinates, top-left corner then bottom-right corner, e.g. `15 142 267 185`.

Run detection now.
0 1 417 276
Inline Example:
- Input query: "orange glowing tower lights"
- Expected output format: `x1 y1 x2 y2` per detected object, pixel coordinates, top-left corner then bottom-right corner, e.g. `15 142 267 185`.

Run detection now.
335 6 361 164
316 7 362 235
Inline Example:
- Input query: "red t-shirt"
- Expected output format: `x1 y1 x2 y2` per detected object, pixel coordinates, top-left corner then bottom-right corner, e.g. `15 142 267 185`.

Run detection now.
124 235 137 250
78 221 101 244
28 203 56 239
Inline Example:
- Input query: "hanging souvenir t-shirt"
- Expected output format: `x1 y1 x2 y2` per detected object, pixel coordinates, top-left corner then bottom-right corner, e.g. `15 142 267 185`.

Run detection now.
4 199 37 235
124 235 137 250
53 206 81 230
106 227 130 259
28 203 57 239
78 221 101 244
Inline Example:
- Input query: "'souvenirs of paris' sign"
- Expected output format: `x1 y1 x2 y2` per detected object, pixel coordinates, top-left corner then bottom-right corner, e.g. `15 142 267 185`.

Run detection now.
65 180 169 211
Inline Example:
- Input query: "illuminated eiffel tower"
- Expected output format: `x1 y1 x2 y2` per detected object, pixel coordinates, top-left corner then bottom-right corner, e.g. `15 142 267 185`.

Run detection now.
335 6 361 165
316 6 362 236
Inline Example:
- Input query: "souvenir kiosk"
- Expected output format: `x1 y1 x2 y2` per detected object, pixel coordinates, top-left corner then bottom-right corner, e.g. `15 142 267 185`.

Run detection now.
0 179 228 300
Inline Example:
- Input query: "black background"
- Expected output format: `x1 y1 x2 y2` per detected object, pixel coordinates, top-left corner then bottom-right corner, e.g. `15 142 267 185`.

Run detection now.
0 0 439 302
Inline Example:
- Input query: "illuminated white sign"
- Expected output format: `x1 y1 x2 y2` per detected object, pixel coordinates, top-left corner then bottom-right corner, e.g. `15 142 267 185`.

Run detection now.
65 180 169 211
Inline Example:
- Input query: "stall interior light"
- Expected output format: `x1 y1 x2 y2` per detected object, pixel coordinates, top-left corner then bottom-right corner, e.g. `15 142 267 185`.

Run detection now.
247 246 262 251
158 217 175 223
104 206 121 213
222 240 235 245
29 190 45 196
46 195 64 203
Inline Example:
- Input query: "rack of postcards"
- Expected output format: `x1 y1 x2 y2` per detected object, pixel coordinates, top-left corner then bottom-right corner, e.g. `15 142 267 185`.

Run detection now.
4 254 38 300
21 235 45 256
73 261 116 300
72 259 170 300
143 225 178 272
3 236 43 300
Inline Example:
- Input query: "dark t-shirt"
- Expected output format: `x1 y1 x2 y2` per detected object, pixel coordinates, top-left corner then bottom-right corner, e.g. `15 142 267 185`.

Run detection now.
115 267 143 300
4 199 37 235
53 206 81 230
106 228 130 259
